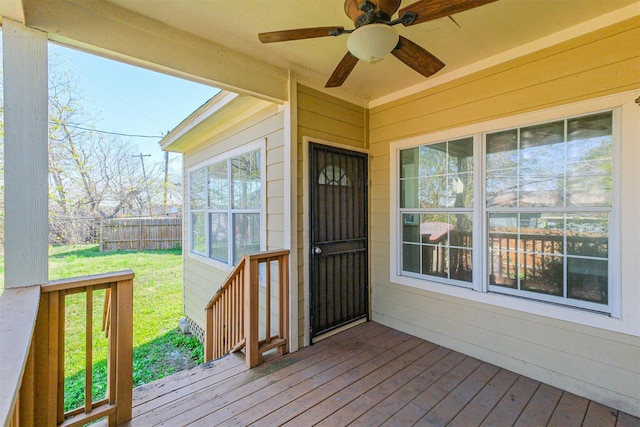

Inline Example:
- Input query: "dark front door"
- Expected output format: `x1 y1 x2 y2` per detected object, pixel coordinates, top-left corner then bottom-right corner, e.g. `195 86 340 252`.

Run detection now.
309 142 368 339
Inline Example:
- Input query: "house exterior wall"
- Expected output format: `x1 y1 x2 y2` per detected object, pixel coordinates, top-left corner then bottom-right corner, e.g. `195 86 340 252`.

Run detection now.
296 85 367 346
369 17 640 416
182 104 286 334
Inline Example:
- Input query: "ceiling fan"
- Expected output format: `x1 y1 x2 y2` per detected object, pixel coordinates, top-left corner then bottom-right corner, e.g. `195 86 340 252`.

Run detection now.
258 0 498 88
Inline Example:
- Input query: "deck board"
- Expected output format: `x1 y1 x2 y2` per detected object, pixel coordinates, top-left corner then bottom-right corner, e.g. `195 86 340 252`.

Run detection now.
303 344 448 426
202 330 420 425
118 321 640 427
448 368 519 426
582 401 617 427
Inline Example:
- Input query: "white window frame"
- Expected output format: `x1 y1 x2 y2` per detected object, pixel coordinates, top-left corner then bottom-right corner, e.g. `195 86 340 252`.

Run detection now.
389 92 640 335
187 139 267 269
397 135 479 289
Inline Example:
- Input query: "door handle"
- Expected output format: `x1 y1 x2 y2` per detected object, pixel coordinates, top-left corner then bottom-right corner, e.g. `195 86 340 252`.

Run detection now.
313 246 322 255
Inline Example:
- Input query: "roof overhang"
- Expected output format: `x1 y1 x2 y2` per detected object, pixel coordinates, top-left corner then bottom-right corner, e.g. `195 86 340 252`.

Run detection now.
160 90 273 153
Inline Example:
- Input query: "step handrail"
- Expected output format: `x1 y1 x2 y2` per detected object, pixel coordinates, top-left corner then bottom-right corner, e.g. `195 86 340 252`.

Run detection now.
204 250 289 368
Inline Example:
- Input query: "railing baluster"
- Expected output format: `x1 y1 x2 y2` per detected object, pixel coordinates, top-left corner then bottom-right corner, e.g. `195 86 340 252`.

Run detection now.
47 292 64 424
85 287 93 414
103 288 111 338
279 253 289 356
265 259 271 344
245 257 259 368
108 283 118 408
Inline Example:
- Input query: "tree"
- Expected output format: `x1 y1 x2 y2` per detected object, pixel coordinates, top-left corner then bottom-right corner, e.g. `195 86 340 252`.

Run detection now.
47 57 169 244
0 42 177 247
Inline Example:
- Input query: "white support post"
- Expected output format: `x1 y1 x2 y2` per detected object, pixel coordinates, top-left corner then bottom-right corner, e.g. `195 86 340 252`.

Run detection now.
3 19 49 288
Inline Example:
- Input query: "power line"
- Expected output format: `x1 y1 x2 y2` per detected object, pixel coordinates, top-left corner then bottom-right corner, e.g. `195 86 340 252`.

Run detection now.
50 121 163 139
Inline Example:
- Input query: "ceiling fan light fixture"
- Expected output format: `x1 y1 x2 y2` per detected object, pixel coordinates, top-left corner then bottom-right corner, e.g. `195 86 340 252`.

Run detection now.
347 23 399 63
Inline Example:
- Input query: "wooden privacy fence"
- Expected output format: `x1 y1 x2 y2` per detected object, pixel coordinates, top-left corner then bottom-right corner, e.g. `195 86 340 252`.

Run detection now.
8 271 134 427
204 250 290 368
100 217 181 251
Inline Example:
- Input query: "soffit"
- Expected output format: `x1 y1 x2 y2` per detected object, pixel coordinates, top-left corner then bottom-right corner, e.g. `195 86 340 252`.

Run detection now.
102 0 639 105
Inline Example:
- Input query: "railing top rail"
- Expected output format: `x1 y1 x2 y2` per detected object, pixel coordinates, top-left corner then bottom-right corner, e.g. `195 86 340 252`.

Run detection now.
43 270 135 293
204 249 290 310
246 249 290 261
205 258 246 310
0 285 41 427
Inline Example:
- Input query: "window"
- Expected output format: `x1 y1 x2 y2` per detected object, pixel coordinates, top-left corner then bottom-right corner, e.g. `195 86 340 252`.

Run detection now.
399 138 474 285
394 109 616 314
189 142 264 266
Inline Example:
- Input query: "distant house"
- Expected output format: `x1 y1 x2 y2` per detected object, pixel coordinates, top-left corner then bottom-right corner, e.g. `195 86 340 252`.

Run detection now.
2 0 638 423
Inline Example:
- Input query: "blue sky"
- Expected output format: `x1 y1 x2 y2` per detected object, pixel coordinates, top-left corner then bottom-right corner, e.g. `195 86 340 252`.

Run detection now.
49 43 220 166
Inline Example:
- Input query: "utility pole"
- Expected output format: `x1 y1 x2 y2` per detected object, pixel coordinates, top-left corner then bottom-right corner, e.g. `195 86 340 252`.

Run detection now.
163 151 169 215
132 152 153 216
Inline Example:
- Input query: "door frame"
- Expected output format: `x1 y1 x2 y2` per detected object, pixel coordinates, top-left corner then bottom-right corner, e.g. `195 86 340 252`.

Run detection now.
301 136 370 346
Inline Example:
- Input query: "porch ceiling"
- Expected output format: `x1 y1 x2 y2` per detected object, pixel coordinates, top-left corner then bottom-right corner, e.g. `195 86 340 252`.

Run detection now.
3 0 639 105
100 0 638 104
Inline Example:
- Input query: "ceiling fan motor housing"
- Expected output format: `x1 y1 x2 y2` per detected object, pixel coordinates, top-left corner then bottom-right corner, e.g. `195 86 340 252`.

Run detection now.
344 0 402 27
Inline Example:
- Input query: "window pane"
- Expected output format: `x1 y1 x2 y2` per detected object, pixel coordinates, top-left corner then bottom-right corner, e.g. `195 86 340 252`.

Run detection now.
209 213 228 262
400 147 419 178
232 150 261 209
189 168 206 209
486 129 518 169
488 213 518 288
518 121 565 207
448 138 473 174
419 176 447 208
486 130 517 207
566 160 612 207
208 161 228 209
233 213 260 264
450 213 473 282
420 214 453 245
567 258 608 304
415 214 473 282
402 243 420 273
519 167 563 207
191 212 206 254
566 112 612 207
419 143 447 176
402 214 420 243
400 178 419 208
521 254 563 296
451 172 473 208
566 213 608 257
520 215 564 295
422 244 448 277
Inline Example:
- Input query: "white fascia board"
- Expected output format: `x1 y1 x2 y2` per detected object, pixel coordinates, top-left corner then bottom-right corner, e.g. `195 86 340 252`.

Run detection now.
160 91 237 152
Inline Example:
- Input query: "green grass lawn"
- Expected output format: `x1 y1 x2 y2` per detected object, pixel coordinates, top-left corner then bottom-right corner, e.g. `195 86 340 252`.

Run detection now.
4 244 203 411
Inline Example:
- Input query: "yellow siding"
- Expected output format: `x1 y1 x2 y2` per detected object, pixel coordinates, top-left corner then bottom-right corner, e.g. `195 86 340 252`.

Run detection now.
182 104 285 331
369 18 640 415
296 84 366 345
371 18 639 141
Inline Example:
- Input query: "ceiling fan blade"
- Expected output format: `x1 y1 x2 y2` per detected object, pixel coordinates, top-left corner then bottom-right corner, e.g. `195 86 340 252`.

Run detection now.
258 26 345 43
325 52 359 88
399 0 498 26
392 36 445 78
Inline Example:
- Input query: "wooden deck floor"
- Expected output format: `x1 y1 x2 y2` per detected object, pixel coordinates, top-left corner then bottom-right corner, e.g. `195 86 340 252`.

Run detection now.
121 321 638 426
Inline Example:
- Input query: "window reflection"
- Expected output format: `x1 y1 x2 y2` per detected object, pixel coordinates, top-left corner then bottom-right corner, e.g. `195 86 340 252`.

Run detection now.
319 164 350 186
